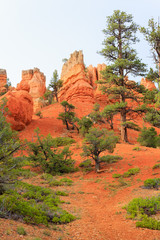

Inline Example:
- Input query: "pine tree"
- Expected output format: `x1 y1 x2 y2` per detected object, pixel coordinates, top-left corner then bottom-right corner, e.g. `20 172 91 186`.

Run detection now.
99 10 146 142
140 18 160 88
49 70 63 102
58 101 76 130
82 128 118 172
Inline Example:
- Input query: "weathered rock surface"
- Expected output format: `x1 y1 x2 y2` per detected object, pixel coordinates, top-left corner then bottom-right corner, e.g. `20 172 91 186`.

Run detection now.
59 50 109 104
59 64 94 103
0 69 7 93
61 50 84 79
0 90 33 131
140 78 156 91
17 68 46 112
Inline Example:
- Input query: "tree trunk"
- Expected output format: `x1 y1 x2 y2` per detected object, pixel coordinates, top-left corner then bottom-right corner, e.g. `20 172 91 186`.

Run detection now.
55 93 58 102
65 119 69 130
120 111 128 143
95 157 100 172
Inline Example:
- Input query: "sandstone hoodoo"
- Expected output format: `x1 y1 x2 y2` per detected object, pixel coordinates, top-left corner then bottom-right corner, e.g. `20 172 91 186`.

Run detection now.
0 90 33 131
59 50 95 103
140 77 156 91
0 69 7 94
59 50 108 104
17 68 46 112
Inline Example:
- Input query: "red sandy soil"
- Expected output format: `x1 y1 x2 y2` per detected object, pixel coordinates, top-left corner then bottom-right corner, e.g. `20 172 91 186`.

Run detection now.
1 102 160 240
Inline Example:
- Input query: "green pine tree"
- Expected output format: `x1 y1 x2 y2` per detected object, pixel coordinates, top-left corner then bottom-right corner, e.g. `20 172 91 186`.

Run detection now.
140 18 160 88
82 128 118 172
99 10 147 142
49 70 63 102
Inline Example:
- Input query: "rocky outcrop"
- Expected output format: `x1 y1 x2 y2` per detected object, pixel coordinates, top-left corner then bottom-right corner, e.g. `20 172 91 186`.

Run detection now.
59 50 108 104
17 68 46 112
61 50 84 79
140 78 156 91
0 69 7 93
0 90 33 131
59 64 94 103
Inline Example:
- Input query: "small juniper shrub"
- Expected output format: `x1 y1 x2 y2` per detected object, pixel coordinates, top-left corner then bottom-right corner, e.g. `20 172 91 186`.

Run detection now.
132 146 141 151
79 159 93 172
112 173 122 178
35 111 43 119
112 168 140 178
143 178 160 189
152 164 160 170
123 167 140 178
124 196 160 230
138 127 160 148
16 227 27 236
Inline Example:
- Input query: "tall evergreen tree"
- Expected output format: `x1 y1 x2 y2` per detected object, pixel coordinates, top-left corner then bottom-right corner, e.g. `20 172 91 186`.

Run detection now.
140 18 160 88
99 10 146 142
49 70 63 102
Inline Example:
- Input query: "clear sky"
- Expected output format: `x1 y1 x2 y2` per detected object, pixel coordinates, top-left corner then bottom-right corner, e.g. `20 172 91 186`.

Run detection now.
0 0 160 87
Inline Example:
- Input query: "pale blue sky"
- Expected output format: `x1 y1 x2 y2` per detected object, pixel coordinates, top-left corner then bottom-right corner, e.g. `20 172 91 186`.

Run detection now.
0 0 160 87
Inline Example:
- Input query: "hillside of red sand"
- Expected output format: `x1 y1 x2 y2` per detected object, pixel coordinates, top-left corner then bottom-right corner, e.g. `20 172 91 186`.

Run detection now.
0 102 160 240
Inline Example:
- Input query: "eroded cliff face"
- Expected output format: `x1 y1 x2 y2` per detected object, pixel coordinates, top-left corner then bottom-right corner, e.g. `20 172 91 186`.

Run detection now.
0 90 33 131
59 50 108 104
61 50 84 79
0 69 7 93
17 68 46 112
140 78 156 91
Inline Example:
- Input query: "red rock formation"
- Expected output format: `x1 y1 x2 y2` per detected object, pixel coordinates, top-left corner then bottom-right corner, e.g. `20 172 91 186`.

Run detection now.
87 65 98 88
0 90 33 131
0 69 7 93
140 78 156 91
59 51 110 104
61 50 84 79
17 68 46 112
94 64 109 102
59 64 94 103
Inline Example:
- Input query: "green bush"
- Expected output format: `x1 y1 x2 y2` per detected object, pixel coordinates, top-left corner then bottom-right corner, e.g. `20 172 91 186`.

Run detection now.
123 167 140 178
152 163 160 170
0 182 75 225
112 173 122 178
27 129 76 175
35 111 43 118
17 227 27 235
79 159 92 172
78 116 93 136
136 215 160 230
100 155 123 163
144 108 160 127
132 146 140 151
137 127 160 148
124 196 160 230
144 178 160 189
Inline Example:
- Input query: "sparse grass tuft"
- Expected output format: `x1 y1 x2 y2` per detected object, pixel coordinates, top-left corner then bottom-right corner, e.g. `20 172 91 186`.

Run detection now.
17 226 27 236
132 146 141 151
